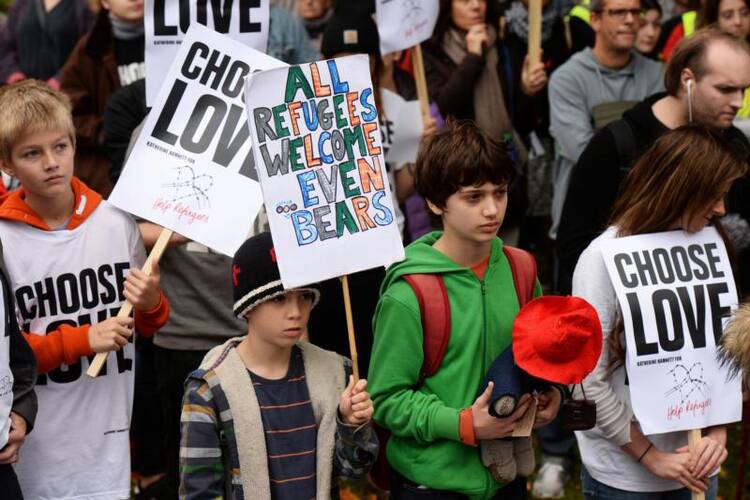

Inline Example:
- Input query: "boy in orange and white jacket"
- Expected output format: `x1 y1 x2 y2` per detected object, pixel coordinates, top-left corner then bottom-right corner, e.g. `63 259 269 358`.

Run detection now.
0 80 169 500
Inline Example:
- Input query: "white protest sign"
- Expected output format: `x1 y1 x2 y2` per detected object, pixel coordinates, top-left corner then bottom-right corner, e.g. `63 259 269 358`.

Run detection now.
144 0 270 105
244 55 405 288
376 0 440 55
380 88 423 166
109 24 286 256
600 227 742 434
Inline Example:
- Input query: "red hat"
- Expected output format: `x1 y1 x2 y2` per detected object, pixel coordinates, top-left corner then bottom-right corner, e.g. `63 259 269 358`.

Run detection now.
512 296 603 385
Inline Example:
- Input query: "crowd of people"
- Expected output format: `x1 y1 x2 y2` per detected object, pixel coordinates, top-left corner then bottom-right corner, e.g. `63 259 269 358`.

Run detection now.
0 0 749 499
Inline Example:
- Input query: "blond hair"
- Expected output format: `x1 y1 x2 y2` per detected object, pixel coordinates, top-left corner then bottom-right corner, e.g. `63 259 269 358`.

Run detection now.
0 80 76 162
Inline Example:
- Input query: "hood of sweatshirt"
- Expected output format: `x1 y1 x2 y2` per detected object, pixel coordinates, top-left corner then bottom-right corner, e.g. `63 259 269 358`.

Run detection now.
557 47 664 106
621 91 669 140
380 231 505 293
0 177 102 230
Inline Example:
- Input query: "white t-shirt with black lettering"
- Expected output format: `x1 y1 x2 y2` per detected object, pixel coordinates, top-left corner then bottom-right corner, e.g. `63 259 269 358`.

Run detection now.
0 201 145 500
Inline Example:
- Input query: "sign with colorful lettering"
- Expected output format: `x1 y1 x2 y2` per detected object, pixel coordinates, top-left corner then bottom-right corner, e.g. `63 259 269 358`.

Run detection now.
144 0 269 104
110 24 286 256
600 227 742 434
375 0 439 55
244 55 405 287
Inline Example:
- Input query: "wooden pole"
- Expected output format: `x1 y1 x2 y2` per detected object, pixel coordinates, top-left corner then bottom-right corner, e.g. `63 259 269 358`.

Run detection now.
339 275 360 382
87 228 174 378
688 429 705 500
411 44 430 125
528 0 543 66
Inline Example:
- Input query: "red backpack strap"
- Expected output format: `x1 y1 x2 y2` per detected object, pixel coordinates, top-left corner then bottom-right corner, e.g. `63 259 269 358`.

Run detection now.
502 246 538 307
402 274 451 378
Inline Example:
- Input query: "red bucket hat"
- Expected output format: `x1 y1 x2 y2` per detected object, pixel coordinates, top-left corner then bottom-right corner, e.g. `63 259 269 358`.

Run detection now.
512 296 603 385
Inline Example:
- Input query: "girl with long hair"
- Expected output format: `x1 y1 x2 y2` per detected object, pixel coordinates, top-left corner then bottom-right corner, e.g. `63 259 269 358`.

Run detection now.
572 125 745 499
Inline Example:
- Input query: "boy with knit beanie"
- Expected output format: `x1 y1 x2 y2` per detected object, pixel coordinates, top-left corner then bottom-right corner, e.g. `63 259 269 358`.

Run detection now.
179 232 378 499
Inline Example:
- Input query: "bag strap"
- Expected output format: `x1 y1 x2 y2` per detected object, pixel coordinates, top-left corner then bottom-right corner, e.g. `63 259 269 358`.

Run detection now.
502 246 537 307
403 274 451 379
405 246 536 379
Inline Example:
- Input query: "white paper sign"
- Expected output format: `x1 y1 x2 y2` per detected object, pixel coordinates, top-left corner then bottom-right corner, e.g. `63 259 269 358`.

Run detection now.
376 0 439 55
110 24 286 256
380 88 423 166
600 227 742 434
144 0 270 104
244 55 405 287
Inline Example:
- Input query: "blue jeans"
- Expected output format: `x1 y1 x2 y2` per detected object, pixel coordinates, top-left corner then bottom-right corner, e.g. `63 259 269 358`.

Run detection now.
581 467 718 500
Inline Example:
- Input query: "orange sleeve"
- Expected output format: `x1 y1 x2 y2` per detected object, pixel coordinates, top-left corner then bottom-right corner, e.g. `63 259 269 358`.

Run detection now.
459 407 477 447
22 324 94 374
134 291 170 337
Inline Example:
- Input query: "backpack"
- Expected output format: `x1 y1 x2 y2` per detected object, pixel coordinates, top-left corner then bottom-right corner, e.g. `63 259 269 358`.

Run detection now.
371 246 538 491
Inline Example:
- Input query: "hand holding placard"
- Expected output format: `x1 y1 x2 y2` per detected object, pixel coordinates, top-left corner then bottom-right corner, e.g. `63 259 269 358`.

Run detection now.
87 228 173 377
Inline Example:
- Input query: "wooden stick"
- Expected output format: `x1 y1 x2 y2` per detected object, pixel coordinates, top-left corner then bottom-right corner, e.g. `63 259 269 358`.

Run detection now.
87 228 174 378
688 429 705 500
339 275 360 382
411 44 431 125
528 0 543 67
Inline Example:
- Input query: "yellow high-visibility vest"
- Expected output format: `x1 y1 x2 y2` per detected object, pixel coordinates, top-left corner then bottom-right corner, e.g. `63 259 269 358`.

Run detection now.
566 0 591 24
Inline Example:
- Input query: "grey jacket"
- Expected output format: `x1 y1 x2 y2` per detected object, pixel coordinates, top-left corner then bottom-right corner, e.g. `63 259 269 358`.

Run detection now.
548 48 663 239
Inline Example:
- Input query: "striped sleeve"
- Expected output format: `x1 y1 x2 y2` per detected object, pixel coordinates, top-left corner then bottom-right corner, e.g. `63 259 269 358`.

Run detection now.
333 362 379 479
179 374 225 500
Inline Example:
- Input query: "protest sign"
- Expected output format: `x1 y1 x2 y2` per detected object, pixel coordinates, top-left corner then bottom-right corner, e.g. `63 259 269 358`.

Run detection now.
375 0 439 55
380 88 423 166
600 227 742 435
93 25 285 377
244 55 405 289
144 0 270 104
375 0 437 119
110 24 285 257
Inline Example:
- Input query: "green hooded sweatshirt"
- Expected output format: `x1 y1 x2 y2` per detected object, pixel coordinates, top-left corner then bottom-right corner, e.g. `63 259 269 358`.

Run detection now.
369 232 541 499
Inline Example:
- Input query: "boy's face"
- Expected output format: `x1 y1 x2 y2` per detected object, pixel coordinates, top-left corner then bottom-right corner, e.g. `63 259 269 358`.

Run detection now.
246 290 316 348
1 129 74 200
429 182 508 245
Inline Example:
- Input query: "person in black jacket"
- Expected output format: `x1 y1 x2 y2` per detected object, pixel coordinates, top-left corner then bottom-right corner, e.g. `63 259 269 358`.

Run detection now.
0 242 37 500
556 28 750 295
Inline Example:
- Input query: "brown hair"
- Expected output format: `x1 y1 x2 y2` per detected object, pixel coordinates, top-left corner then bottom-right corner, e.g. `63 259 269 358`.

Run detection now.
698 0 750 30
664 27 750 96
606 125 746 370
414 118 516 212
0 80 75 162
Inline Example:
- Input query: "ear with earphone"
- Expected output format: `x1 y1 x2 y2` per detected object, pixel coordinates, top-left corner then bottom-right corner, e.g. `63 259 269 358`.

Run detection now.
686 78 694 123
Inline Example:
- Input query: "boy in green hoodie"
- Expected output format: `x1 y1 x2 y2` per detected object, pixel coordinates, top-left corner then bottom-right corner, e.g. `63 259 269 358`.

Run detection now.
369 120 563 499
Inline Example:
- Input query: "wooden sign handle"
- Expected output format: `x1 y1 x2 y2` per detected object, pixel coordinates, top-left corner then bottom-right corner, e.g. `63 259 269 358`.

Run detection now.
411 44 431 125
527 0 543 67
87 228 174 378
688 429 705 500
339 275 360 382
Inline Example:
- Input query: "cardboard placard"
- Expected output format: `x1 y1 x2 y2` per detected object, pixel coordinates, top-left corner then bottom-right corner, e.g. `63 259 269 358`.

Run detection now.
600 227 743 434
375 0 439 55
144 0 270 104
380 88 423 166
109 24 286 256
244 55 405 288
